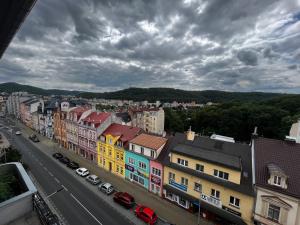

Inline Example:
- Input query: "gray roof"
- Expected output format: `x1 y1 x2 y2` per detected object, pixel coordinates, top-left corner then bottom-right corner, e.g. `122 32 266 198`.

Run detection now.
173 144 241 170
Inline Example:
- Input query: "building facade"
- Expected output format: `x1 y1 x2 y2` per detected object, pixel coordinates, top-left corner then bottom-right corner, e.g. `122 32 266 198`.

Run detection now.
125 133 167 190
53 102 69 148
78 112 112 162
6 92 32 118
253 137 300 225
66 107 91 153
97 123 141 178
129 107 165 135
162 131 254 225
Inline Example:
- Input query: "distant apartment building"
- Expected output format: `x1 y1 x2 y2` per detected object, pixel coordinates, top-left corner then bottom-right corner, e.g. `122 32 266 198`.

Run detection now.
125 133 167 191
66 107 91 153
162 131 254 225
6 92 32 118
20 98 44 129
288 119 300 143
78 112 112 162
253 137 300 225
98 123 141 178
53 101 70 148
129 107 165 135
0 94 8 114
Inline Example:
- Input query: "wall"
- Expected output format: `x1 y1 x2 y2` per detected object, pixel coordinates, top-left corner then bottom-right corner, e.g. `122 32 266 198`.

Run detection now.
125 150 150 190
163 166 254 225
171 152 241 185
254 187 300 225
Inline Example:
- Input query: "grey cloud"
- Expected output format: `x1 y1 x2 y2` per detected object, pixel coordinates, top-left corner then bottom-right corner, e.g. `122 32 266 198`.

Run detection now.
237 50 258 66
0 0 300 93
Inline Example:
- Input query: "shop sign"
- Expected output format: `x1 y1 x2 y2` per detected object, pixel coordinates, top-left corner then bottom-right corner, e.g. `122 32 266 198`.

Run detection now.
137 169 149 178
125 164 134 172
151 175 161 185
169 179 187 192
222 206 241 217
201 193 222 208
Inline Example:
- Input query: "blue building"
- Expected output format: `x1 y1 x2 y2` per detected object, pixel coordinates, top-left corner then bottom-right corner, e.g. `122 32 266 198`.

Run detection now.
125 150 150 190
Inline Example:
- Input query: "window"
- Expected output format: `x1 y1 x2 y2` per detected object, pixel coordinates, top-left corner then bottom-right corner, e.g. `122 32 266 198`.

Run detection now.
169 172 175 180
214 169 229 180
131 144 135 151
151 150 155 158
120 167 123 175
211 189 220 199
138 161 146 170
120 153 124 160
152 167 161 176
268 204 280 222
181 177 188 186
109 138 112 144
138 177 145 185
194 182 202 192
177 158 188 167
129 157 135 165
116 152 120 160
196 164 204 172
274 176 281 186
109 150 112 156
141 147 144 154
229 196 240 208
116 165 119 172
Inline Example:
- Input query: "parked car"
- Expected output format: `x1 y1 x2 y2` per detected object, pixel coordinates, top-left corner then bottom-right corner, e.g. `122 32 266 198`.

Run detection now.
134 205 158 225
59 157 70 164
52 153 63 159
15 131 21 135
98 182 114 195
86 175 101 185
67 161 79 170
113 192 135 209
76 168 89 177
29 134 40 142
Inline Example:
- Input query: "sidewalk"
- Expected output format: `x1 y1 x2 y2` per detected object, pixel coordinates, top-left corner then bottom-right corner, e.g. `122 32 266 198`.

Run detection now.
18 121 213 225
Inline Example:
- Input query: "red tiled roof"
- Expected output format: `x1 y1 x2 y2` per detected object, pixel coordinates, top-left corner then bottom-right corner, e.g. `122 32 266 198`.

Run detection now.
130 133 167 150
254 137 300 198
83 112 111 127
102 123 141 142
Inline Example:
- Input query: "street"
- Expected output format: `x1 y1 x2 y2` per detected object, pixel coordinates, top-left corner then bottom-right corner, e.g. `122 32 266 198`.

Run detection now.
0 118 141 225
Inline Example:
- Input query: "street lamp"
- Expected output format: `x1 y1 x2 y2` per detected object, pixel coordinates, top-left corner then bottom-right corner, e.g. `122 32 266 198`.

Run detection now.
197 181 202 225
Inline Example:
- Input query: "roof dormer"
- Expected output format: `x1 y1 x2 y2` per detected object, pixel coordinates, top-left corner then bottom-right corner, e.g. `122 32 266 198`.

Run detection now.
267 163 288 189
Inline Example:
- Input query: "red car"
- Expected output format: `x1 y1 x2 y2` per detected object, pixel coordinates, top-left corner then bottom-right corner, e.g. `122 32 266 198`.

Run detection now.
134 205 158 225
113 192 135 209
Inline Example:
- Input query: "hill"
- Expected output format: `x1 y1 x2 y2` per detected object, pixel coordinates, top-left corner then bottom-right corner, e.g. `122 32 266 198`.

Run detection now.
0 82 291 103
0 82 81 96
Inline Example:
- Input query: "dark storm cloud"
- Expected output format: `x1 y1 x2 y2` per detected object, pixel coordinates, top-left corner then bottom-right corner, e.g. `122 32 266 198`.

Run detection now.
237 50 258 66
0 0 300 93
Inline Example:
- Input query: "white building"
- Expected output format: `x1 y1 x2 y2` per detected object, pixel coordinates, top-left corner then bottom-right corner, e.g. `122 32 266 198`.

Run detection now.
288 119 300 143
6 92 32 118
130 107 165 135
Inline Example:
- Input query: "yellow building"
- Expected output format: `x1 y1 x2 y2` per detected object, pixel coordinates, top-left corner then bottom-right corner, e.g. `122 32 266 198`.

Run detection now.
97 123 141 178
162 132 255 225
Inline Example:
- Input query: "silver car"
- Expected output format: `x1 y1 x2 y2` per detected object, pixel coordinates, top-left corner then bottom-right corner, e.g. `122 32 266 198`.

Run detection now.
98 182 114 195
86 175 101 185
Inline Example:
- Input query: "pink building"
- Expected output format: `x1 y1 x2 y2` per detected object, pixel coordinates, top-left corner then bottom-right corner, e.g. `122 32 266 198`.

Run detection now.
149 160 164 196
66 107 91 154
78 112 112 162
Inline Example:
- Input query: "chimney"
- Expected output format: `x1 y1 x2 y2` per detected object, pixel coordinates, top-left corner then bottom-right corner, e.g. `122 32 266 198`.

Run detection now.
252 126 258 139
186 126 195 141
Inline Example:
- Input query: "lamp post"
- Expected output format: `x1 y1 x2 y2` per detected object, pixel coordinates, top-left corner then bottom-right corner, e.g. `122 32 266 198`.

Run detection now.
197 183 202 225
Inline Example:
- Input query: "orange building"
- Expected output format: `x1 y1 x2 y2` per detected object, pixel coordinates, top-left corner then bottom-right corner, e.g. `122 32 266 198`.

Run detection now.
53 102 69 148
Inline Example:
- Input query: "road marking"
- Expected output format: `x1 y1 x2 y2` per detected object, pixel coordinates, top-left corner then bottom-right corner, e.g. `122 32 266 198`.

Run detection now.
54 177 60 184
61 185 68 191
43 166 48 171
39 162 43 166
70 193 103 225
49 172 54 177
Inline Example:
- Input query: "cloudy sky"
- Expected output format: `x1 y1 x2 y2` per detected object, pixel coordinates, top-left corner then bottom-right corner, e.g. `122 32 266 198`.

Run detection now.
1 0 300 93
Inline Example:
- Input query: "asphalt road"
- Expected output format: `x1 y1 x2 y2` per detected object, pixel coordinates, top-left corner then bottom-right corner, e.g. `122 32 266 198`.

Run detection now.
1 119 134 225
